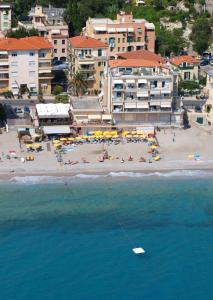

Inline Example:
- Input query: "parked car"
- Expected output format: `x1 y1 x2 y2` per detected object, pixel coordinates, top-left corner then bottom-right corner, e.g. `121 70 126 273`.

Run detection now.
14 107 23 114
200 60 209 66
195 105 202 113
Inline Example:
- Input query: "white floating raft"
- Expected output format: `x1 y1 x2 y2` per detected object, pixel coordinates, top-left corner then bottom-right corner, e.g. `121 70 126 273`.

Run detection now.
132 247 145 255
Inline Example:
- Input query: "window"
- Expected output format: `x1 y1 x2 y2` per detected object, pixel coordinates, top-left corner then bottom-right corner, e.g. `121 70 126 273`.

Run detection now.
137 37 141 42
122 38 125 43
29 61 36 66
98 49 102 57
29 52 35 56
54 40 57 45
54 49 57 53
62 48 65 53
104 62 106 67
118 38 120 43
137 28 142 34
29 71 36 77
122 47 125 52
184 72 190 80
62 40 65 44
100 71 104 77
11 71 18 77
12 53 17 57
11 61 18 67
162 81 165 87
118 47 120 52
98 62 101 67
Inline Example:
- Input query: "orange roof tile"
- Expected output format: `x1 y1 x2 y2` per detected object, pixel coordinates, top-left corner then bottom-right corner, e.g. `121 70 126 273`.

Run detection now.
117 50 165 64
170 55 198 66
0 36 52 51
109 58 161 68
69 36 108 49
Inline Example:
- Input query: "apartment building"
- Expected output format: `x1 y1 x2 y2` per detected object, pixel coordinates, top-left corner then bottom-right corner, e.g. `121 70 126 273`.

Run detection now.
0 36 53 95
0 2 11 33
170 55 199 81
85 11 155 58
107 58 182 125
202 66 213 126
68 36 108 94
19 5 68 62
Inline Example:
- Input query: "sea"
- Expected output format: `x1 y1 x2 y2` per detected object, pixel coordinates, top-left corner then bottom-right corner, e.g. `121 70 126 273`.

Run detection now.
0 171 213 300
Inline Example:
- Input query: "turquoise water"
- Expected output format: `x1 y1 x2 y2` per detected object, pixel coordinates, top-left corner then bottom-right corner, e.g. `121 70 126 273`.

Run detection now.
0 174 213 300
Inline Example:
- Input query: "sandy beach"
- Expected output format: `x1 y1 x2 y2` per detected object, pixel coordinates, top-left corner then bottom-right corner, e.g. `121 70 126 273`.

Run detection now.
0 125 213 179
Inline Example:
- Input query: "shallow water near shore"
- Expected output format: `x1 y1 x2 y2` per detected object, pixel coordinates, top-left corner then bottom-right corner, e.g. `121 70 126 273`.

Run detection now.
0 176 213 300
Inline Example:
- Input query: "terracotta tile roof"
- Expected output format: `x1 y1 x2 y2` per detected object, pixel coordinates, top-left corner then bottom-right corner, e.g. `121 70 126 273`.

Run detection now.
109 58 162 68
170 55 198 66
117 50 165 64
69 36 108 49
0 36 52 51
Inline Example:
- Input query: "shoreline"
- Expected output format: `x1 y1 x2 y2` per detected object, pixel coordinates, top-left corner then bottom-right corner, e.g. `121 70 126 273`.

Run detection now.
1 164 213 181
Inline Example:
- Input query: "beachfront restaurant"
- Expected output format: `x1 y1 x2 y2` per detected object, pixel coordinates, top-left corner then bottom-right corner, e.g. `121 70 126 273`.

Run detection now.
36 103 72 135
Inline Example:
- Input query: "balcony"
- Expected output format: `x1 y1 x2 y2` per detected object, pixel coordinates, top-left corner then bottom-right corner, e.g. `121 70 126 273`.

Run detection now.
79 66 95 73
39 73 53 79
39 63 51 68
0 55 8 61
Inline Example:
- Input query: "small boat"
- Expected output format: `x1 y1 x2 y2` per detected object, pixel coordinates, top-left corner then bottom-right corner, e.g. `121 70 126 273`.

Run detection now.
132 247 145 255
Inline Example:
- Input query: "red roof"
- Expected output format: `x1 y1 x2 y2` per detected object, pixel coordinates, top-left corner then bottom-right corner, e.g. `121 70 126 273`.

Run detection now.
0 36 52 51
109 58 161 68
170 55 198 66
69 36 108 49
117 50 165 64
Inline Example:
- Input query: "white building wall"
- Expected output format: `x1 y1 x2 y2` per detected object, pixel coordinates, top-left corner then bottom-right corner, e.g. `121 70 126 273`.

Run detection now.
8 50 39 95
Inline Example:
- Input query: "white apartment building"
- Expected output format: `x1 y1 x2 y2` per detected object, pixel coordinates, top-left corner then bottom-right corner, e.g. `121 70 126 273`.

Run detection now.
0 37 53 95
107 59 182 125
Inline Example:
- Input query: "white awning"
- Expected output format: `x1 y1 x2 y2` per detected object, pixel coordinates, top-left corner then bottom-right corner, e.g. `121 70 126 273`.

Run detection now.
108 28 116 33
137 91 149 97
51 29 60 34
150 101 161 106
125 103 137 109
145 23 155 30
94 26 107 31
161 102 171 108
43 125 70 135
39 69 52 73
88 114 101 120
161 89 171 94
127 28 134 32
0 51 7 55
137 102 149 109
102 114 112 120
150 90 160 95
138 79 147 84
113 79 123 84
79 61 94 65
126 79 135 83
116 28 127 32
29 83 36 87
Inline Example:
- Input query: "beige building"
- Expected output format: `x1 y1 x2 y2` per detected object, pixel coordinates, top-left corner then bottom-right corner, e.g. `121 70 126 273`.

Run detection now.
0 3 11 33
19 5 68 62
203 66 213 126
107 58 182 126
85 11 155 58
68 36 108 94
169 55 199 81
0 36 53 95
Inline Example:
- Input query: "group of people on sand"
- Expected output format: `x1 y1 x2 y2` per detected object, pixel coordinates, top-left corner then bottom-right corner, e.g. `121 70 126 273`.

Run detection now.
98 155 147 163
64 158 90 165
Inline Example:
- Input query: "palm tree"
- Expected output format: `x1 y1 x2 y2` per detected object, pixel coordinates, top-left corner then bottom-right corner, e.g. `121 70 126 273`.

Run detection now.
69 72 87 96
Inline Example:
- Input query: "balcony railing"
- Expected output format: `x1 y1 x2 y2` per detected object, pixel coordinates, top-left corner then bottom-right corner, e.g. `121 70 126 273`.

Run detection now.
39 73 53 79
79 67 95 73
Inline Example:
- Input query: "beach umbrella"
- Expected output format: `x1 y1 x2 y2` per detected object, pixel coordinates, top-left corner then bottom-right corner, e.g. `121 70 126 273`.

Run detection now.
150 145 157 149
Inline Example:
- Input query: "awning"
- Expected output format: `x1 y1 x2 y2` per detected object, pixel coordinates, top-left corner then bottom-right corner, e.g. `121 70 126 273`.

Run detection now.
137 91 149 97
43 125 70 135
138 79 147 84
51 29 60 34
127 28 134 32
150 101 161 106
39 69 52 73
161 90 171 94
102 114 112 120
94 26 107 31
137 102 149 109
116 28 127 32
88 114 101 120
126 79 135 83
161 102 171 108
113 79 123 84
29 83 36 88
125 103 137 109
79 61 94 65
0 51 7 55
108 28 116 33
150 90 160 95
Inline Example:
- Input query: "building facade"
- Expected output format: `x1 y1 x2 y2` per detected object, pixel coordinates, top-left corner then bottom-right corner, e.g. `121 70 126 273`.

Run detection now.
19 5 68 62
107 58 181 125
85 12 155 58
0 36 53 95
0 3 11 33
203 66 213 126
170 55 199 81
68 36 108 94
